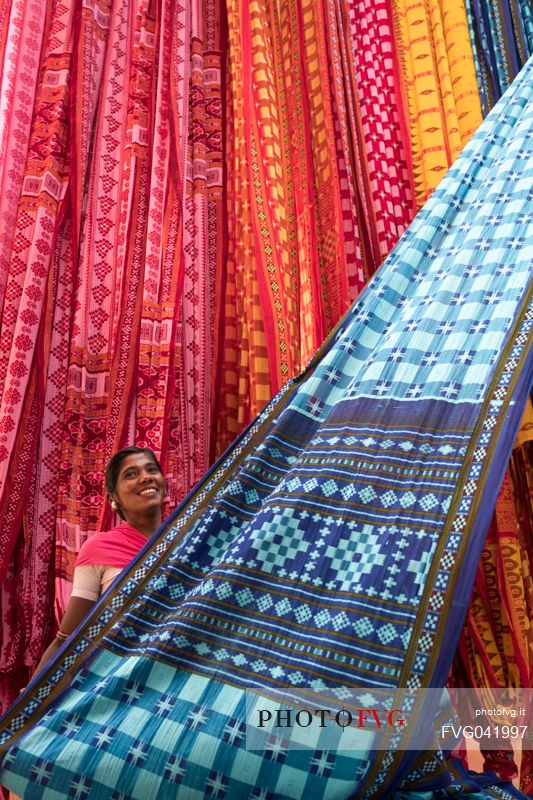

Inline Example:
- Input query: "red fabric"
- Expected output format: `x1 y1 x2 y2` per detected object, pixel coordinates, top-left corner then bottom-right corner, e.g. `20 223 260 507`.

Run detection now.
75 522 149 569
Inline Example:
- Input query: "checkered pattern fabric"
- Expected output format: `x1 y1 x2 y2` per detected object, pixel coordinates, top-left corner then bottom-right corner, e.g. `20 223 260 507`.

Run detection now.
1 58 532 800
2 657 367 800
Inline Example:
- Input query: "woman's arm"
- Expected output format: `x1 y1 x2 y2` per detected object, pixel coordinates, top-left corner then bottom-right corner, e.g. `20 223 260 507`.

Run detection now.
32 563 105 677
32 596 95 677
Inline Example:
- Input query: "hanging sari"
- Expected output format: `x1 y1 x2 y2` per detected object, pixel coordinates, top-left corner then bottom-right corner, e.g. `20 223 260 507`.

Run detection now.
0 57 532 800
388 0 483 208
465 0 533 113
451 401 533 793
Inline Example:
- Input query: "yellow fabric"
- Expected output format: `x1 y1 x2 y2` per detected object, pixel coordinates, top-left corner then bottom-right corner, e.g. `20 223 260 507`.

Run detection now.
391 0 482 207
217 0 351 455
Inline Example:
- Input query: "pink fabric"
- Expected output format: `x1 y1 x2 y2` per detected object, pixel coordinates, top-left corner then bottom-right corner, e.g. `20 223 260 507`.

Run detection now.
76 522 149 569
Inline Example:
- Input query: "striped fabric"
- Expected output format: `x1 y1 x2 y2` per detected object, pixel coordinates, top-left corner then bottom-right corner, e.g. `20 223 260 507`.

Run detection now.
465 0 533 112
0 57 532 800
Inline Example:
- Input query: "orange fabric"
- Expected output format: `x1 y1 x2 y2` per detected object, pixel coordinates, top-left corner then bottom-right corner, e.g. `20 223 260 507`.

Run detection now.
215 0 356 455
389 0 482 206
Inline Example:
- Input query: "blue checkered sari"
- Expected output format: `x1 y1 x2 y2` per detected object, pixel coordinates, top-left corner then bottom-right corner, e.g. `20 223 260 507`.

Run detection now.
1 58 532 800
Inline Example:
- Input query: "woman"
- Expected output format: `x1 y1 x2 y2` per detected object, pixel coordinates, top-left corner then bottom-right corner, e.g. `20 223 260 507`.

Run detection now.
33 446 166 674
7 447 166 800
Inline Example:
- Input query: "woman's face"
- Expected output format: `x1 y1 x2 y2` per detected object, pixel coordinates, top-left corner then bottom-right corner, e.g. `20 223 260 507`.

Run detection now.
112 453 165 520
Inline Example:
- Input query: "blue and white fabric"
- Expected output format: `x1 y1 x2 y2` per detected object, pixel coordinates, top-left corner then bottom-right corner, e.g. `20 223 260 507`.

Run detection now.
0 56 532 800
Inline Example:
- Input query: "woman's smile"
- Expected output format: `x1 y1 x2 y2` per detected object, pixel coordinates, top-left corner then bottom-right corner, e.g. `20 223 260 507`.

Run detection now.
113 453 166 521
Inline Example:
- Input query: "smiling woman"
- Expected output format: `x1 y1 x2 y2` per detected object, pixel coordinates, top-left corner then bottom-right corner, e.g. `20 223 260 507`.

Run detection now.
106 447 166 535
31 447 166 677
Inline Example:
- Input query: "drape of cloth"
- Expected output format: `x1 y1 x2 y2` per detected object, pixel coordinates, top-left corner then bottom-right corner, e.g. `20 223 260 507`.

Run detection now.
465 0 533 114
0 0 75 705
0 0 421 714
339 0 416 280
165 0 225 498
214 0 357 456
389 0 483 208
509 438 533 793
0 0 531 737
213 0 421 456
391 0 533 790
0 0 224 710
0 59 532 800
75 522 149 569
451 429 533 794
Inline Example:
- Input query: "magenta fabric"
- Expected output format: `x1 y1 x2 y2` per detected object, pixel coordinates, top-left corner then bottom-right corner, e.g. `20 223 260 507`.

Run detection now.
75 522 149 569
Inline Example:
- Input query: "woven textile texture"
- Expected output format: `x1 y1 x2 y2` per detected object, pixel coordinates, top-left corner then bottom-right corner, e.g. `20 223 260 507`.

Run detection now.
0 57 532 800
1 0 533 718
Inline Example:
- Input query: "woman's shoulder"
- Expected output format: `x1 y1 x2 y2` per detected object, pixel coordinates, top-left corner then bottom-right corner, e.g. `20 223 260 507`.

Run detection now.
76 529 115 564
76 522 147 567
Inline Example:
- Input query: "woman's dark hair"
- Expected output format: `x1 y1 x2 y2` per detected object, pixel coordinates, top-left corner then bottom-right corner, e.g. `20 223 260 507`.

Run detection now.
105 446 163 504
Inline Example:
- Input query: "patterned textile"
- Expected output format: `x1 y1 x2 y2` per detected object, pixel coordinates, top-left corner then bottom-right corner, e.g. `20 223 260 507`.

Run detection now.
465 0 533 113
0 58 532 800
457 0 533 776
341 0 416 280
166 0 225 498
451 432 533 793
389 0 483 208
0 0 73 696
1 0 521 720
215 0 356 455
0 0 531 754
0 0 225 711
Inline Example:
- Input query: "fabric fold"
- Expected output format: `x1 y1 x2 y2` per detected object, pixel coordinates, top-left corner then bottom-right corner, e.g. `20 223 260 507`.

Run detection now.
0 50 532 800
